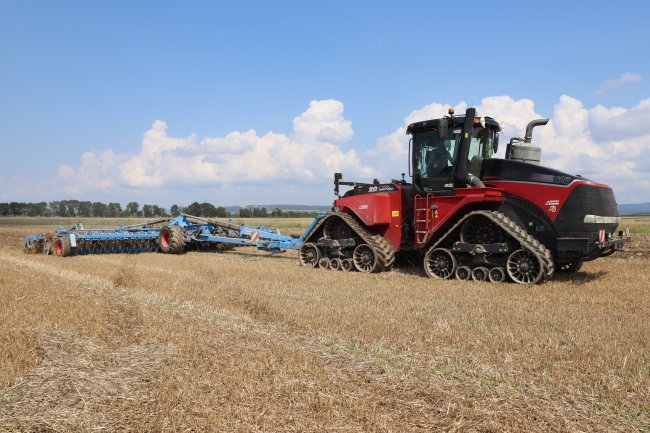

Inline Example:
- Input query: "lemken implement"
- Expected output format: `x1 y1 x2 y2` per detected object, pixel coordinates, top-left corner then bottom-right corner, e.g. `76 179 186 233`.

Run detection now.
24 108 629 284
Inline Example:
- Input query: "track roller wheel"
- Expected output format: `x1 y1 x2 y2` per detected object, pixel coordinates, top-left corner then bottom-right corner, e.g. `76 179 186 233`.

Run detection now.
488 267 506 283
299 242 321 267
471 266 489 282
53 237 72 257
507 249 544 284
353 243 379 273
318 257 330 269
424 247 457 279
455 266 471 281
341 258 354 272
158 225 186 254
330 258 342 271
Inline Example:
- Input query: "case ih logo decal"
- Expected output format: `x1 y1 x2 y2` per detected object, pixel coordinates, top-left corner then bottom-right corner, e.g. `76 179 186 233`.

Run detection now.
368 184 397 193
545 199 560 213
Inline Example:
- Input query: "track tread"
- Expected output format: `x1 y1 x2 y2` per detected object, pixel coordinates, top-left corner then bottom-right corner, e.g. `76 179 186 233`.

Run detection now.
304 212 395 272
430 210 555 280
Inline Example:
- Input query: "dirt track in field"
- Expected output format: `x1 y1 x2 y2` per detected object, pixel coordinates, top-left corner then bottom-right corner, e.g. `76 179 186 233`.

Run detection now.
1 224 649 432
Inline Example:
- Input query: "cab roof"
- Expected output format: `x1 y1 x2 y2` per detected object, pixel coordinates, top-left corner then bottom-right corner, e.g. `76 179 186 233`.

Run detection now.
406 115 501 135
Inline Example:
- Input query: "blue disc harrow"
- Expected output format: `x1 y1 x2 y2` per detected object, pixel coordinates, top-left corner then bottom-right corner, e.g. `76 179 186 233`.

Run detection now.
23 214 326 257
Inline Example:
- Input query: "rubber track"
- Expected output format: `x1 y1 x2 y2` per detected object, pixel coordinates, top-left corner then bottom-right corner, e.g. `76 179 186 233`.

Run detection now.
430 210 555 279
304 212 396 271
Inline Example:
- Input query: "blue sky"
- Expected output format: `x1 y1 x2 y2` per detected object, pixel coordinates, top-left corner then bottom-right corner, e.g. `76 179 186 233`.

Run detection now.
1 0 649 207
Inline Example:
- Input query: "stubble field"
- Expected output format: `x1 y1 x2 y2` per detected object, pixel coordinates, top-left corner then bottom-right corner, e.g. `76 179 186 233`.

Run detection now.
0 217 649 432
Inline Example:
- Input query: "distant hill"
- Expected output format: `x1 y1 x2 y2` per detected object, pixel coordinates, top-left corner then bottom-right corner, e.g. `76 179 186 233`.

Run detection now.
618 203 650 215
224 204 330 213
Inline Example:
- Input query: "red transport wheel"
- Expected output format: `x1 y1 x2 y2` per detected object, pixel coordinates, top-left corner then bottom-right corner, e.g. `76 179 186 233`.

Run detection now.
299 242 320 267
158 225 186 254
424 247 457 279
455 266 471 281
471 266 489 282
341 258 354 272
330 257 342 271
488 267 506 283
318 257 330 269
353 244 379 273
506 249 544 284
52 237 72 257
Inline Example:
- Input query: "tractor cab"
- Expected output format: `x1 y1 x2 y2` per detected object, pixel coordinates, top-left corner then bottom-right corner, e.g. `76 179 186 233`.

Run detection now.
407 109 501 192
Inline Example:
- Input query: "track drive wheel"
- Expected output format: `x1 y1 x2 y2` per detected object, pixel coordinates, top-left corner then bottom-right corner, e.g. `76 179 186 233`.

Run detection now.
318 257 330 269
299 242 321 267
158 225 187 254
460 215 505 244
353 243 379 273
424 247 457 279
323 218 353 239
507 249 544 284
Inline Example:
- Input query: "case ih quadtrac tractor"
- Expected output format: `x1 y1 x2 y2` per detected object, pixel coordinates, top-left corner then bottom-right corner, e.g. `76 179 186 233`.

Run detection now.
298 107 628 284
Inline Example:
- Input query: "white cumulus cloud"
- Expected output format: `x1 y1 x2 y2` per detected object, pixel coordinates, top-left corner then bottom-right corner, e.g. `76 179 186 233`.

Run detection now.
26 95 650 205
595 72 641 95
367 95 650 203
53 99 377 203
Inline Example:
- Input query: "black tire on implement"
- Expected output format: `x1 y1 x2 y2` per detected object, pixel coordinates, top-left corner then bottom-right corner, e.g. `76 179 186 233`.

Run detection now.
158 225 187 254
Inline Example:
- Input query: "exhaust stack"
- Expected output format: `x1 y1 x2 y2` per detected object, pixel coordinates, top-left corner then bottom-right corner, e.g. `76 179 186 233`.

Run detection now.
509 118 549 165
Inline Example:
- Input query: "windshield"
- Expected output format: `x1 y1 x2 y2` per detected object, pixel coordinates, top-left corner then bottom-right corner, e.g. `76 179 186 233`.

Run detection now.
412 126 495 191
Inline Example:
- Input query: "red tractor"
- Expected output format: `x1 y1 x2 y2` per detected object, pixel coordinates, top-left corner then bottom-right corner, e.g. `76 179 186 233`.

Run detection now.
298 108 628 284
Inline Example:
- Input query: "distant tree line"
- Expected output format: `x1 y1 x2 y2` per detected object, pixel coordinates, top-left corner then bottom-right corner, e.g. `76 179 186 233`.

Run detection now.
0 200 166 218
0 201 322 219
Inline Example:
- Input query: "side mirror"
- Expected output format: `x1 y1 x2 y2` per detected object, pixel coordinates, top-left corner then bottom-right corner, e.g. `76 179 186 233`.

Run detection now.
493 132 499 154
